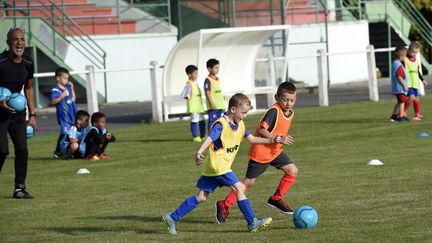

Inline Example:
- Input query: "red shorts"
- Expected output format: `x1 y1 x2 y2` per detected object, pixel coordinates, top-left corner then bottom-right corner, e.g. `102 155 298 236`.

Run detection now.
395 94 406 103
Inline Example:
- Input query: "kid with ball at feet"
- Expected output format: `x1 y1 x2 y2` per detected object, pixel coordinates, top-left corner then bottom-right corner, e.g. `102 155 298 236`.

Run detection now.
163 93 288 235
216 82 298 224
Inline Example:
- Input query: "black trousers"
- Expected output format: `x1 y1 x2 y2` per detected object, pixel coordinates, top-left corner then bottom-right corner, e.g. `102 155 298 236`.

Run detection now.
85 139 110 157
0 111 28 188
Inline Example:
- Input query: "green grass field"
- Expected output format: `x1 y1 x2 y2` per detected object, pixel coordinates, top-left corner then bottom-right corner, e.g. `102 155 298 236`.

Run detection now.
1 97 432 242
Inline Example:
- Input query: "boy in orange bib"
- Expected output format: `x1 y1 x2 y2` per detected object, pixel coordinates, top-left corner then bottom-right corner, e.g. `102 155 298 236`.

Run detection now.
215 82 297 223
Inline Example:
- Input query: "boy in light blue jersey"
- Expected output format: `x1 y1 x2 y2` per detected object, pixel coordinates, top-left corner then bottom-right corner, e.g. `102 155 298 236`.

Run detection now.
390 47 408 122
51 67 77 157
60 110 89 159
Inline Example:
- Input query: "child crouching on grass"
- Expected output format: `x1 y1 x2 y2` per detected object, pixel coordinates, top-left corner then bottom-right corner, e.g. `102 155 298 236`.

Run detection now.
83 112 116 161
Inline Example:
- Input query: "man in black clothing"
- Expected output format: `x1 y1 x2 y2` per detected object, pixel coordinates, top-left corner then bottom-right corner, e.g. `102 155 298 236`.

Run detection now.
0 28 37 199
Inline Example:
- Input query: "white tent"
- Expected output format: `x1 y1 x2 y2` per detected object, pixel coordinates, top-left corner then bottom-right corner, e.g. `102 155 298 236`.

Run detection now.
162 25 290 120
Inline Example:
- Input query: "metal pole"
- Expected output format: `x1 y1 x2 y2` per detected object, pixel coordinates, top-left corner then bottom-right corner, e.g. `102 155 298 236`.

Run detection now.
317 49 329 106
32 46 41 108
85 65 99 114
266 54 276 108
367 45 379 101
150 61 163 122
231 0 236 27
323 0 330 87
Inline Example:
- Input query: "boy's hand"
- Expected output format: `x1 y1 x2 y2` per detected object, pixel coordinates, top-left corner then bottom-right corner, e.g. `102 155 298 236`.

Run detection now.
106 133 112 139
60 90 68 98
0 99 16 113
280 135 294 145
423 80 428 86
195 152 205 165
403 85 408 92
67 81 74 88
271 135 282 143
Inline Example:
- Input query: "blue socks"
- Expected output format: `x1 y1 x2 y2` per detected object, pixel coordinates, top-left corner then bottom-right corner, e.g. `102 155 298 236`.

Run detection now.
237 198 256 225
199 120 206 138
170 195 198 222
190 122 198 137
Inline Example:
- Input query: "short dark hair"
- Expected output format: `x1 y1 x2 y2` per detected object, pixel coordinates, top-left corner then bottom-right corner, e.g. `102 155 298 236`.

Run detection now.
7 27 25 42
409 41 421 50
393 46 406 60
55 67 69 78
185 65 198 74
91 112 106 125
75 110 90 123
228 93 251 109
206 58 219 69
276 82 296 96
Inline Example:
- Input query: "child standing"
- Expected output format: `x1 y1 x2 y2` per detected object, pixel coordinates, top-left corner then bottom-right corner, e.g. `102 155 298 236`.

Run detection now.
51 67 77 158
181 65 206 142
84 112 116 161
204 58 225 131
404 41 428 121
163 93 286 235
60 110 89 159
215 82 298 223
390 47 409 122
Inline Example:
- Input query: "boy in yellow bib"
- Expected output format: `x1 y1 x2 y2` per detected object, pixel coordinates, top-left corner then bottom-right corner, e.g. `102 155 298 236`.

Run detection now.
163 93 287 235
204 58 226 130
181 65 206 142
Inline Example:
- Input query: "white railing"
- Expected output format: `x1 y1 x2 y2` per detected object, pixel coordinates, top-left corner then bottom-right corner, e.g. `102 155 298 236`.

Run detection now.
34 45 423 123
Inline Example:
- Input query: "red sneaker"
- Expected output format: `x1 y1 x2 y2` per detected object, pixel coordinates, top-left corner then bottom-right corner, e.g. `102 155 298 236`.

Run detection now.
215 200 229 224
98 154 111 159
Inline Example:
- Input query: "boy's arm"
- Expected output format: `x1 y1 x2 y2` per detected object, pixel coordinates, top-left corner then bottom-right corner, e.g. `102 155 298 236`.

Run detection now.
259 127 294 145
397 76 408 91
246 134 282 144
68 81 76 102
195 137 212 165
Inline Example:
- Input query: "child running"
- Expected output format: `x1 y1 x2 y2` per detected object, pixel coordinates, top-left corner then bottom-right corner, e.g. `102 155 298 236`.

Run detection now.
215 82 297 224
163 93 288 235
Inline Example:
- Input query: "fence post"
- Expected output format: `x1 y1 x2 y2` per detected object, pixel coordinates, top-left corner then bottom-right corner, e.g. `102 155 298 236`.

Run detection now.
85 65 98 114
367 45 379 101
266 54 276 108
150 61 163 123
317 49 329 106
417 52 425 96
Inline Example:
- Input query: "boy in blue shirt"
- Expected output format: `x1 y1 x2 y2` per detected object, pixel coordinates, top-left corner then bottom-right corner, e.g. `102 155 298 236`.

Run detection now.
51 67 77 157
84 112 116 161
390 47 408 122
60 110 89 159
163 93 288 235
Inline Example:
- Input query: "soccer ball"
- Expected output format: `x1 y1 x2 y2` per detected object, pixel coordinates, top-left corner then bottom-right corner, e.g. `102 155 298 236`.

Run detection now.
7 93 27 111
26 125 34 139
0 87 12 102
293 205 318 229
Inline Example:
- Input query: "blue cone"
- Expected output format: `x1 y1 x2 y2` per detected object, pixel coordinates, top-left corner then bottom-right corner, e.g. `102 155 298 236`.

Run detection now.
418 132 429 137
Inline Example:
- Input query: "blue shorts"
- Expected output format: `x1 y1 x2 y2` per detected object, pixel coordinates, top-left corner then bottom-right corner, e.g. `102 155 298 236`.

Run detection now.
196 172 239 193
407 88 419 97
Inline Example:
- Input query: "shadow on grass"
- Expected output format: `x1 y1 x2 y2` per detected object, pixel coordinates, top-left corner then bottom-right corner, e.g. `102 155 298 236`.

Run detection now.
42 226 159 235
300 118 381 124
89 215 214 225
116 138 191 143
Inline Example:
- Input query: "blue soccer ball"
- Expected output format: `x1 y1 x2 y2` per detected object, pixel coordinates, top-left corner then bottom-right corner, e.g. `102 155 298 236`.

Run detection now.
26 125 34 139
7 93 27 111
293 205 318 229
0 87 12 102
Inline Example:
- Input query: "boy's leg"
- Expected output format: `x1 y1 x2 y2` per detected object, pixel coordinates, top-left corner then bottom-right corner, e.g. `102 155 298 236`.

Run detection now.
198 114 206 138
413 94 422 118
190 113 199 139
85 139 99 158
404 90 414 115
67 142 79 158
233 182 272 231
169 190 208 223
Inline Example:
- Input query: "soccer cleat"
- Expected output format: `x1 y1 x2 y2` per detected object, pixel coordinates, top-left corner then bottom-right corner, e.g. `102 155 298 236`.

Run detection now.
162 213 177 235
85 155 100 161
12 188 33 199
215 200 229 224
248 217 272 232
389 114 398 122
267 197 294 214
402 116 410 122
193 137 202 142
53 151 62 158
98 154 111 159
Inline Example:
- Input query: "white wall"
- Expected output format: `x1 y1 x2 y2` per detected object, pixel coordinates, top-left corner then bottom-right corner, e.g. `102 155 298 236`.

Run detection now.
287 20 370 86
65 32 177 102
